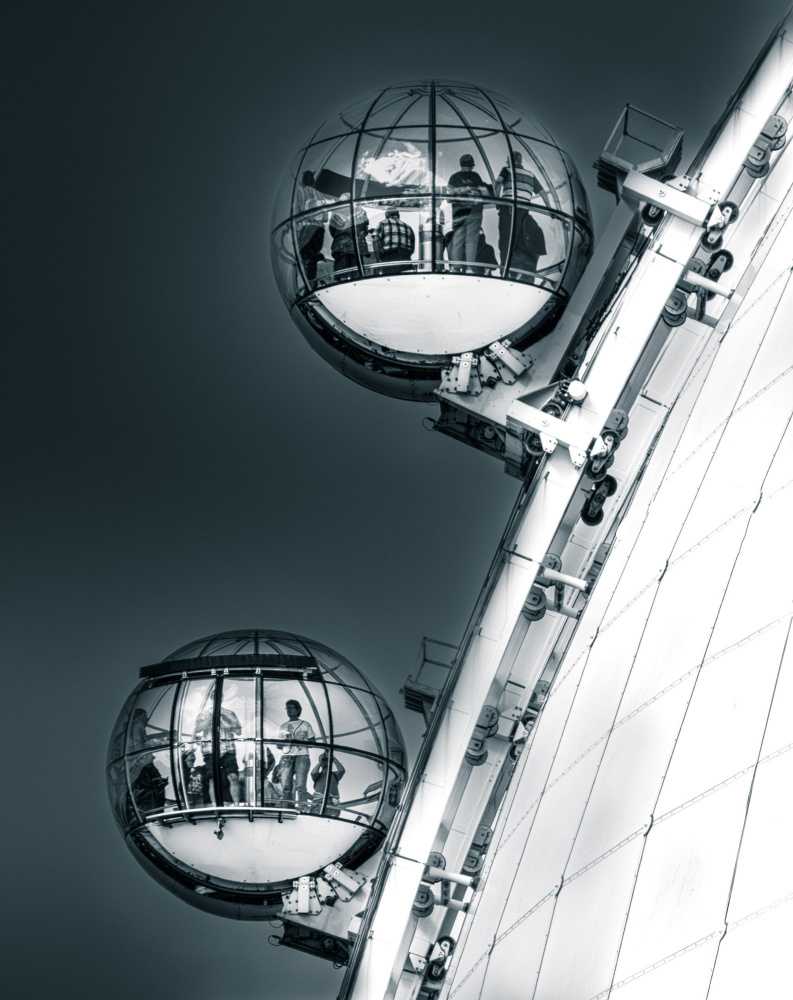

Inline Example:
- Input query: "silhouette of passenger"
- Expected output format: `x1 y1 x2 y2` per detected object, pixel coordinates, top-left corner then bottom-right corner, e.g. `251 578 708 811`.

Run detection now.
495 151 546 278
126 708 167 812
475 231 498 273
376 209 415 272
296 171 327 282
310 751 346 816
182 747 209 807
329 205 370 275
194 704 243 805
277 699 316 808
447 154 493 269
260 745 279 804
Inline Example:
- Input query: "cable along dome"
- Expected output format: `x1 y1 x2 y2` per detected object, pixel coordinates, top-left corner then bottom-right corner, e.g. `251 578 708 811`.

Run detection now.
272 81 593 399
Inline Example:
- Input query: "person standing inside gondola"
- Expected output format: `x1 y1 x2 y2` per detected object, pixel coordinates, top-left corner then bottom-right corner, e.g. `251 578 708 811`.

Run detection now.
329 204 370 275
447 153 492 270
495 150 546 279
277 699 316 808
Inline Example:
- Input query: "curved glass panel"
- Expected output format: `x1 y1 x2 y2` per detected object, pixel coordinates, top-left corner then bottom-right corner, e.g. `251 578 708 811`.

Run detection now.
128 747 174 817
355 132 432 198
107 691 136 765
325 682 386 757
334 750 386 825
271 80 593 387
108 630 408 918
132 683 176 749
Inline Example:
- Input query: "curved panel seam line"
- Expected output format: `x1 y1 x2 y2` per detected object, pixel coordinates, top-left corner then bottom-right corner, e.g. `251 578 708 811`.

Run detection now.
446 638 601 999
452 171 793 1000
469 300 748 881
590 618 793 1000
702 514 793 997
601 362 793 997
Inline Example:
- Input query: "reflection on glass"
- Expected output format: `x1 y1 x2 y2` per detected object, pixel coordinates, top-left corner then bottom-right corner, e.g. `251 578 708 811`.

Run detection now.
271 82 593 313
435 88 501 130
132 684 176 749
296 209 329 285
260 742 279 807
107 692 136 764
298 135 359 204
194 682 244 806
179 679 215 740
178 742 213 808
363 89 430 131
272 222 303 302
334 752 384 824
326 683 384 757
328 204 371 278
309 750 345 817
355 133 431 198
110 632 407 854
129 748 172 815
309 95 377 144
107 759 135 828
499 204 549 280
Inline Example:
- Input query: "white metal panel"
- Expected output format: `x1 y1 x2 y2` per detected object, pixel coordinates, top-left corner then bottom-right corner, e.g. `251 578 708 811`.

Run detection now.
758 411 793 496
566 681 694 874
495 752 602 931
669 285 786 460
641 323 709 406
471 897 555 1000
707 486 793 654
532 841 645 999
619 514 752 715
503 632 591 809
602 444 718 612
608 939 721 1000
653 626 787 817
444 739 545 992
671 375 791 555
753 619 793 757
729 202 793 326
548 586 658 779
611 776 752 982
735 276 793 402
724 748 793 922
443 948 489 1000
707 900 793 1000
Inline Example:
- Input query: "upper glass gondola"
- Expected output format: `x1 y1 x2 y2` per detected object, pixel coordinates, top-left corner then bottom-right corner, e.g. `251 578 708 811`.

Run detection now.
272 81 593 399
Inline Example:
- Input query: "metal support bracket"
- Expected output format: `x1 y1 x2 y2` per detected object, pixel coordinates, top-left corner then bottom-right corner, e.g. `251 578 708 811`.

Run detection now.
483 339 528 384
281 875 322 915
507 399 592 468
621 169 718 225
323 863 367 902
440 352 482 395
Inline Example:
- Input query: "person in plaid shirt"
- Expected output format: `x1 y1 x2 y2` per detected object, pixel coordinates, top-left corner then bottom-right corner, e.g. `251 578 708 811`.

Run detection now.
376 209 415 271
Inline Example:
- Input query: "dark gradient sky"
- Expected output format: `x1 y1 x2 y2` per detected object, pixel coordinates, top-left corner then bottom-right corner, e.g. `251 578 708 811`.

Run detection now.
5 2 790 998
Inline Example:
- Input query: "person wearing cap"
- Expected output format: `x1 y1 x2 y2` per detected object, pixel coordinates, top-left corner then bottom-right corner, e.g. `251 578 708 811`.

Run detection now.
446 153 493 269
375 209 416 272
495 150 546 278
